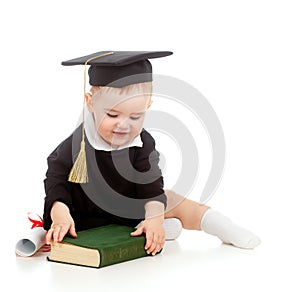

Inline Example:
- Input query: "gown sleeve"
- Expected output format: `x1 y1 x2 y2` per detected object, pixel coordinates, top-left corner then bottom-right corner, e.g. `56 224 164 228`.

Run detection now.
133 130 167 208
43 134 74 230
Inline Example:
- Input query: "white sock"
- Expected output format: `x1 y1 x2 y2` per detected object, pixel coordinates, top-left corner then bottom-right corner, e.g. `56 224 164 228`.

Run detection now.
200 209 261 249
163 218 182 240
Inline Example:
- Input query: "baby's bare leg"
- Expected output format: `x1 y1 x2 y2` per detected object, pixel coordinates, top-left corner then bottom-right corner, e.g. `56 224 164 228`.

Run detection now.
164 189 261 249
164 189 210 230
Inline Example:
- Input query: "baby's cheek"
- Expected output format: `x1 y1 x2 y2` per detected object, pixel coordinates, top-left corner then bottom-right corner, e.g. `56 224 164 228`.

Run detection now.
97 123 109 137
96 115 111 130
130 126 143 139
135 120 145 133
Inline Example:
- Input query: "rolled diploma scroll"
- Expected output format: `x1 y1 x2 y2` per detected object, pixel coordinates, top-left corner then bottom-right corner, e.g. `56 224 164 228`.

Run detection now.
15 227 47 257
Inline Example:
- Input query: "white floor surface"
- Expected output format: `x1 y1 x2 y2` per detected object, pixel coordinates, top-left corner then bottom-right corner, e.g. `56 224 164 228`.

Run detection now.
6 220 299 292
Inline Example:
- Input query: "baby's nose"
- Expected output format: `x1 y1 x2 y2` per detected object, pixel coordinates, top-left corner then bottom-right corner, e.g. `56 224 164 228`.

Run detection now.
117 118 130 129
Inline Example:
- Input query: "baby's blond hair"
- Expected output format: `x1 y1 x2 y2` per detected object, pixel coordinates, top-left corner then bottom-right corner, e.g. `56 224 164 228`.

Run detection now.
90 81 152 98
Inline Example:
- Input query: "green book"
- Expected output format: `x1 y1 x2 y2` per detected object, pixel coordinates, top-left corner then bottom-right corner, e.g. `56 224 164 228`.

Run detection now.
48 224 158 268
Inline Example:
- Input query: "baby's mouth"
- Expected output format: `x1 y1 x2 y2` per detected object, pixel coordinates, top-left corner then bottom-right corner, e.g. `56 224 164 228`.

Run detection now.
112 131 130 136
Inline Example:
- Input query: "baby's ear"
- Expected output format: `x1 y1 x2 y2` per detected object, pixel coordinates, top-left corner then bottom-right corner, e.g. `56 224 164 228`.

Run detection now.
85 93 93 112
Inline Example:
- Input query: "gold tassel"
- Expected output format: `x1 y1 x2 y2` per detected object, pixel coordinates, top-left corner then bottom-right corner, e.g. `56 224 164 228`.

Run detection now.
68 51 114 183
68 140 88 183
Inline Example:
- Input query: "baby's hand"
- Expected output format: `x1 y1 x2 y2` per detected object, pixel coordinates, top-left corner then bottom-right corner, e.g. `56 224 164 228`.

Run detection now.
131 217 165 255
46 201 77 244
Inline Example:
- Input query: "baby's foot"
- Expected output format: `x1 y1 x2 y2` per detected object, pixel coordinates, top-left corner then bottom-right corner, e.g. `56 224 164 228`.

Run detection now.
201 209 261 249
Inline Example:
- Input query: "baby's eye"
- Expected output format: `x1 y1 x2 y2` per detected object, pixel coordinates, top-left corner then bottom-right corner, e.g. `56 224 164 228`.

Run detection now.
130 115 142 120
106 113 118 118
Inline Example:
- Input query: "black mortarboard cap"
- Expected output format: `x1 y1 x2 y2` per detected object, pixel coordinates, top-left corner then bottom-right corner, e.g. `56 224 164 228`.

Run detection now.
62 51 173 87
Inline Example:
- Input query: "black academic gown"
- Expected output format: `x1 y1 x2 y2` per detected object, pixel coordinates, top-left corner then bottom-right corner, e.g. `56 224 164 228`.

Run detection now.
43 126 166 231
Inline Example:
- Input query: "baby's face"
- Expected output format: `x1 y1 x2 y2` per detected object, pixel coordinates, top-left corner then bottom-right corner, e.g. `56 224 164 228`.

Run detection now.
86 85 151 148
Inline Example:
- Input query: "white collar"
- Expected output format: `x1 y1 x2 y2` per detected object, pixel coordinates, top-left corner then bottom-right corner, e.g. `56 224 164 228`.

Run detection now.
84 107 143 151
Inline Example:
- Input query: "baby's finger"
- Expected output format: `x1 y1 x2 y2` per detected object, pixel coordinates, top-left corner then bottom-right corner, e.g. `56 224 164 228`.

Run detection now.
46 229 54 245
69 224 77 238
147 235 158 254
131 227 144 236
52 226 63 242
145 232 154 250
152 234 165 255
152 241 163 255
58 225 69 242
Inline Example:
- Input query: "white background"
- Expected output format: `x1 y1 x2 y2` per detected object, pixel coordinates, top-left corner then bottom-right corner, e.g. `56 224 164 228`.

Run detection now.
1 0 299 291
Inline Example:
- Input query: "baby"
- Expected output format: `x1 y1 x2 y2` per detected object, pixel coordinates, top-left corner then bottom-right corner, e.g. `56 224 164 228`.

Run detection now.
43 51 260 256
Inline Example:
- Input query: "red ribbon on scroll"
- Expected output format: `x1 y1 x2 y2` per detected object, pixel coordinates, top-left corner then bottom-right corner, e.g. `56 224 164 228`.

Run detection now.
27 212 51 252
28 212 44 229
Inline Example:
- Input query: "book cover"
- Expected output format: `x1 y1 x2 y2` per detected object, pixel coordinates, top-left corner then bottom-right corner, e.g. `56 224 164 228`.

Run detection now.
48 224 159 268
